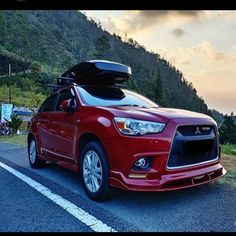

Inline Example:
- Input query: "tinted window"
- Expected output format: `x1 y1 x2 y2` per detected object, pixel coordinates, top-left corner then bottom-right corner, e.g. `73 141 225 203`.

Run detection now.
55 89 76 111
76 85 158 108
39 95 58 113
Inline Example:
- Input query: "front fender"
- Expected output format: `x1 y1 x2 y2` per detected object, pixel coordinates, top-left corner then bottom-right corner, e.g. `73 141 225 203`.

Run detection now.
75 112 120 168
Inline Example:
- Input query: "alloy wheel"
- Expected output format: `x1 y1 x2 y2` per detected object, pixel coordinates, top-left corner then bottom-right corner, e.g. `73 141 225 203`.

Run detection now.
82 150 103 193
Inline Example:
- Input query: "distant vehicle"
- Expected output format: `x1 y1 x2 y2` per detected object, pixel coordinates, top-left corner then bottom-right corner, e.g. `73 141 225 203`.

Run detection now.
27 60 226 201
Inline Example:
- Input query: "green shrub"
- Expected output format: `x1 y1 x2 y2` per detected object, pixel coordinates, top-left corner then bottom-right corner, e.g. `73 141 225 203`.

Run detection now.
5 113 23 134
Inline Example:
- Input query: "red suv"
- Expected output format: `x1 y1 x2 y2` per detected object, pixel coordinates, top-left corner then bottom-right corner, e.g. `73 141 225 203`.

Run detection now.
28 60 226 201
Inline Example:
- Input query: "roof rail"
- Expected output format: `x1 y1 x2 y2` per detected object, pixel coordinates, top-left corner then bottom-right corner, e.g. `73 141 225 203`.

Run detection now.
57 76 76 86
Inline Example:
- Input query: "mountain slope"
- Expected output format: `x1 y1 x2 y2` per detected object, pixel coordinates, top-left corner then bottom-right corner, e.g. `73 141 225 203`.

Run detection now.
0 10 210 115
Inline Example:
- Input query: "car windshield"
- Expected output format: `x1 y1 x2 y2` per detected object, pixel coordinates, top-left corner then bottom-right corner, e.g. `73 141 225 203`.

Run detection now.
76 85 159 108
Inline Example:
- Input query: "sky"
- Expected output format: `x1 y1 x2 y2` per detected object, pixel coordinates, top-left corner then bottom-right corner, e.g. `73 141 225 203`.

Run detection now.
82 10 236 115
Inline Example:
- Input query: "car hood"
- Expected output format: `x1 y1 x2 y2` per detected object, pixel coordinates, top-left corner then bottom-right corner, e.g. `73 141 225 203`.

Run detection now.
99 106 214 123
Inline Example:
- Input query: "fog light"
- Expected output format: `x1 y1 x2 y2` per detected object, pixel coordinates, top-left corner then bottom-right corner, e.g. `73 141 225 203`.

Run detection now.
133 157 152 170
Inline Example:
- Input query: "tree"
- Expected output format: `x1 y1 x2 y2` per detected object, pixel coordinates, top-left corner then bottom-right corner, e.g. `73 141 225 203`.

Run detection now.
0 11 5 43
24 90 46 114
140 69 165 106
219 114 236 144
127 76 140 93
93 35 111 59
30 61 41 73
153 69 164 105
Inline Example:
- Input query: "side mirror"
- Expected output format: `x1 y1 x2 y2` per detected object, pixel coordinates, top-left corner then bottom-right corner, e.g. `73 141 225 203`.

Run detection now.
60 99 76 112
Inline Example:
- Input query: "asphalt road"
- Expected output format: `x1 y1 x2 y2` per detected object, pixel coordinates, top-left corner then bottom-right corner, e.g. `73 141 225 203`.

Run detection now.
0 142 235 232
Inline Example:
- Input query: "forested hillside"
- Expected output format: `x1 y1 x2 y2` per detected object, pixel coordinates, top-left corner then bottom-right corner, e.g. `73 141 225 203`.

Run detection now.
0 10 211 115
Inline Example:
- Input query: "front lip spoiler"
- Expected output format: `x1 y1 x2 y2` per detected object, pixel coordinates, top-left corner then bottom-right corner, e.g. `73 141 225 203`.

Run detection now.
109 163 226 191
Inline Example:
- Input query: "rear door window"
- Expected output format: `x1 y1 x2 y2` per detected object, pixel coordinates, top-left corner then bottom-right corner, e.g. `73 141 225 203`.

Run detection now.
39 95 58 113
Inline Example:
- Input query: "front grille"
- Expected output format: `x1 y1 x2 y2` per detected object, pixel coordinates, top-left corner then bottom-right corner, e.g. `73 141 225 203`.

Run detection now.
167 125 218 169
177 125 214 136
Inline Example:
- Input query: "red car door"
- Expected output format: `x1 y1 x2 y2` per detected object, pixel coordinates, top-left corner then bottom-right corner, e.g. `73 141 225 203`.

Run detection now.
47 88 77 163
36 94 58 156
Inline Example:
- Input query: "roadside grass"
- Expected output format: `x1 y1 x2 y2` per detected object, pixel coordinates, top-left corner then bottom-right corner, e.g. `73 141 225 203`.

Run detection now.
218 152 236 188
218 144 236 188
221 143 236 156
0 134 27 146
0 135 235 188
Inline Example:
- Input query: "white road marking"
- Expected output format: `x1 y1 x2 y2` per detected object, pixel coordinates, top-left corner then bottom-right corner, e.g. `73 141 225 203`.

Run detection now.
0 161 117 232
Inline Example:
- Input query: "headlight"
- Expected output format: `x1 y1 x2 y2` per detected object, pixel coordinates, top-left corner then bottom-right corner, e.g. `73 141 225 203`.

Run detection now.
114 117 165 136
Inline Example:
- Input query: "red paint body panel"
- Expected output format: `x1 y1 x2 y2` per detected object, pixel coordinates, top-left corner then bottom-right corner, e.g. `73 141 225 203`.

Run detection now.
29 84 226 192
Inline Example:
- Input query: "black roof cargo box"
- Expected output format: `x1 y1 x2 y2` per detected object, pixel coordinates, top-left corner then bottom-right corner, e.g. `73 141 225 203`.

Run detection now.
58 60 132 86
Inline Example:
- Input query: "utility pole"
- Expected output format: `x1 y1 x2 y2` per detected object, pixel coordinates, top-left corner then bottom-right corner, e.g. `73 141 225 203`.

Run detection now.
8 64 12 104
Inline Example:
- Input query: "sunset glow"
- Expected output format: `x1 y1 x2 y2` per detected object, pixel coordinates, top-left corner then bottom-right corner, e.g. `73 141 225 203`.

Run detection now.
83 10 236 114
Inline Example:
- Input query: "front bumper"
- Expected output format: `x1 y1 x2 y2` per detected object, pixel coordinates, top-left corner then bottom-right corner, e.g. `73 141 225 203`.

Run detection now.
109 162 226 191
104 117 226 191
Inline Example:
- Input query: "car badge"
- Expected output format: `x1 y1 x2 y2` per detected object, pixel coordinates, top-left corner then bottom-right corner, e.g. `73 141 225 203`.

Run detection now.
195 126 201 135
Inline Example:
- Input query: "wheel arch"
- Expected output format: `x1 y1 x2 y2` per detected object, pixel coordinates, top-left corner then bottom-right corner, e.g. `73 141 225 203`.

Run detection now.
27 133 35 146
77 133 105 163
78 132 111 201
27 132 41 156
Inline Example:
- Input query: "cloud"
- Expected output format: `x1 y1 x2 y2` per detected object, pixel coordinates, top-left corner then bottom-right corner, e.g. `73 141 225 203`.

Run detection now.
215 11 236 19
155 41 234 68
172 28 186 37
192 41 232 61
100 10 207 37
181 60 191 65
139 10 201 18
106 15 120 33
214 52 226 60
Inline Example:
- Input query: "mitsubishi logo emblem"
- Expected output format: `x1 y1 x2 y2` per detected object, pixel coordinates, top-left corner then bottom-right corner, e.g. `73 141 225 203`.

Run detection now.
195 126 201 135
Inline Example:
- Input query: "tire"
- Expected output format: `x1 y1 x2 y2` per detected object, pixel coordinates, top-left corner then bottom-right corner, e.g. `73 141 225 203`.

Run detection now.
28 137 46 168
80 140 111 201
